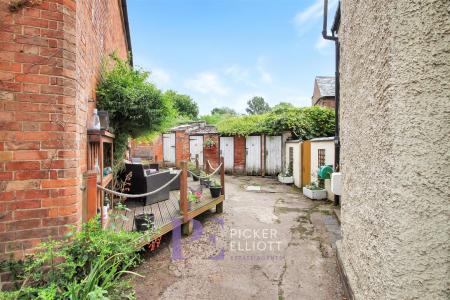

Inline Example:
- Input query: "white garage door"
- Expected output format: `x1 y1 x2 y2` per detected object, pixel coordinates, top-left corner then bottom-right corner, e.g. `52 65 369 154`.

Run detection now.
265 136 282 175
189 136 203 166
162 133 175 164
220 137 234 172
246 136 261 175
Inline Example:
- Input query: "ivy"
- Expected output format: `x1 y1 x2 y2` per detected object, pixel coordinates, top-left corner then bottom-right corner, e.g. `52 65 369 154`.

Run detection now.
96 54 174 160
217 106 335 139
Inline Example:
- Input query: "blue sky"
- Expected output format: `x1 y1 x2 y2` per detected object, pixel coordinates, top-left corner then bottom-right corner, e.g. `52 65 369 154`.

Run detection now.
127 0 337 115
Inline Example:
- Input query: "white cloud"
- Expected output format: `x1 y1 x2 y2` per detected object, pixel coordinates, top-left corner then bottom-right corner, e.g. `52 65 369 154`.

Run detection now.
184 72 228 95
315 35 331 50
224 65 249 82
149 67 171 87
256 56 273 84
293 0 337 35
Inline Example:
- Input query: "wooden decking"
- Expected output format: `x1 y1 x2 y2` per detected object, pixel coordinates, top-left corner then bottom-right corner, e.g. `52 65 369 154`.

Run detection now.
107 177 224 245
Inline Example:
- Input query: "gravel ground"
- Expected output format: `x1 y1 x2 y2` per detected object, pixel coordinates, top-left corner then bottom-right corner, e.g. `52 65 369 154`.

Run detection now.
132 175 344 300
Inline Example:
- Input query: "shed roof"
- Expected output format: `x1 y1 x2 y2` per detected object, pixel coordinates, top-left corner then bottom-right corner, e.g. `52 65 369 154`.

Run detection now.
315 76 335 98
310 136 335 142
190 125 218 135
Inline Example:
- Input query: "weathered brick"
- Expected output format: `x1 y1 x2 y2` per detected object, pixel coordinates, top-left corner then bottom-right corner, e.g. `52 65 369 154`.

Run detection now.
0 81 21 92
0 121 21 131
41 84 64 95
15 112 50 122
0 152 13 161
14 208 50 220
5 180 40 192
15 74 49 84
0 112 15 121
13 151 48 160
41 178 77 188
6 161 40 171
0 62 21 72
15 189 50 200
15 227 59 240
5 141 40 150
15 16 49 28
15 171 48 180
10 199 42 210
0 172 13 181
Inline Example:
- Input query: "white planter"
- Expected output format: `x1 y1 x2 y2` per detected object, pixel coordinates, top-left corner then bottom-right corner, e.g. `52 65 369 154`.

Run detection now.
278 175 294 184
303 187 327 200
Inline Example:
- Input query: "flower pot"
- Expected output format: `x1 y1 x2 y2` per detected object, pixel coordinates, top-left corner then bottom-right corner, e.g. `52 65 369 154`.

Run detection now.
278 174 294 184
302 187 327 200
200 178 211 187
209 186 222 198
192 174 199 181
134 213 155 232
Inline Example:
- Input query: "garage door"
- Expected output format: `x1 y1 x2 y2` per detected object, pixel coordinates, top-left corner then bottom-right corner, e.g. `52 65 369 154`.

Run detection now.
189 135 204 166
246 136 261 175
162 133 175 164
220 137 234 172
265 136 282 176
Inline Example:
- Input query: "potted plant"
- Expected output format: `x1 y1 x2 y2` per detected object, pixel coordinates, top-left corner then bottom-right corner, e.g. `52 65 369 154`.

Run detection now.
209 179 222 198
188 162 200 181
181 191 202 210
203 138 216 149
278 166 294 184
302 182 327 200
134 213 155 232
199 171 211 187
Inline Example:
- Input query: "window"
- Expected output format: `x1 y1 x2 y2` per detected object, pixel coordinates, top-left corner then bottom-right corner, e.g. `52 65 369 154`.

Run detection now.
318 149 325 167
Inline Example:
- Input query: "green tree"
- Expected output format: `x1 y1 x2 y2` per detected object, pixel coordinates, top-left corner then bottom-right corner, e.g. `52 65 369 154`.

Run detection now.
96 54 173 160
246 96 271 115
211 107 237 115
272 102 294 112
164 90 199 119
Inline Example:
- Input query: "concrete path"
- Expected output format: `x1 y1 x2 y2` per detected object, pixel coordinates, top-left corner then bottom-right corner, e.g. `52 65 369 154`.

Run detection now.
132 176 344 300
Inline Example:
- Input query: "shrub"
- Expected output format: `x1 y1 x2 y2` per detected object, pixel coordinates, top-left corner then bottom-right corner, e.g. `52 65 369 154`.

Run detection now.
0 218 144 300
96 54 174 160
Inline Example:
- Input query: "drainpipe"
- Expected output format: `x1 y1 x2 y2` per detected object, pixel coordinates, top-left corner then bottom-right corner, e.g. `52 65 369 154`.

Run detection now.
322 0 340 206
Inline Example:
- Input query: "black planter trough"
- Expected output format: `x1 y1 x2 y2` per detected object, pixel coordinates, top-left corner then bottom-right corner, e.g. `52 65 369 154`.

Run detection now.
134 213 155 232
192 174 199 181
210 186 222 198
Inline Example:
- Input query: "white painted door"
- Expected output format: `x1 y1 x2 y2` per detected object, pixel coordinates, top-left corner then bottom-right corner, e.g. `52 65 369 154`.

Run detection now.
189 135 203 166
246 136 261 175
220 137 234 172
162 133 175 164
265 136 282 175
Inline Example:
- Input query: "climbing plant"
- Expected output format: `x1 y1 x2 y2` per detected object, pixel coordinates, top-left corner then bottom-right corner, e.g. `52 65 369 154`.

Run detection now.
217 106 335 139
96 54 174 160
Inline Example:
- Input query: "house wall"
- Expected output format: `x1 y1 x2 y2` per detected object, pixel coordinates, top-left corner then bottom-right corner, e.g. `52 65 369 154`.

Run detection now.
315 98 335 109
338 1 450 299
233 136 246 174
0 0 128 260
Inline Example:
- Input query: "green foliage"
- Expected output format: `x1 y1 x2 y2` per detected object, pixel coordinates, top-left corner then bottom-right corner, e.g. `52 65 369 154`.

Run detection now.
271 102 294 111
246 96 271 115
96 54 173 160
211 107 237 115
198 113 230 125
163 90 199 119
216 114 268 136
217 106 335 139
0 218 144 300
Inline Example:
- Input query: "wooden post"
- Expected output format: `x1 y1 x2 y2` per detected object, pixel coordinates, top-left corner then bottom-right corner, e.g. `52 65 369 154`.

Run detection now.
216 156 225 213
206 159 210 174
180 161 193 235
86 171 97 221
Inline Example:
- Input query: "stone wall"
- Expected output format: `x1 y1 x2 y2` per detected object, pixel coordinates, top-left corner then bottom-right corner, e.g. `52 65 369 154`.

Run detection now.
338 0 450 299
0 0 129 261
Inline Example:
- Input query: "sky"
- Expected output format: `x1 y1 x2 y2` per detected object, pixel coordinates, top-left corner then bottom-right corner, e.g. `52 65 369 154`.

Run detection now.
127 0 338 115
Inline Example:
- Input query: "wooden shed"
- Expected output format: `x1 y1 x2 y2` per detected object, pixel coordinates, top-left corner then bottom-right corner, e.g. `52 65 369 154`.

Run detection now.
285 140 302 188
310 137 335 200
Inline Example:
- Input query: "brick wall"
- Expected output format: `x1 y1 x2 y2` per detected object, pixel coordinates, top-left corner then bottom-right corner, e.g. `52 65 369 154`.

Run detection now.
0 0 129 261
234 136 246 174
203 134 219 168
130 135 163 162
316 98 335 109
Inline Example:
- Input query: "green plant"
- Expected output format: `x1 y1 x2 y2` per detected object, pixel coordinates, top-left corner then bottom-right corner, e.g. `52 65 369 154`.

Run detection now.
188 191 202 202
203 138 216 148
210 179 221 188
305 182 323 190
163 90 199 119
0 218 144 300
96 53 174 161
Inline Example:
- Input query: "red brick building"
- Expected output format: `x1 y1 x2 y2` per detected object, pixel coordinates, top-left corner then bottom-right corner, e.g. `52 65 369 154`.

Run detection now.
0 0 131 259
311 76 335 109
